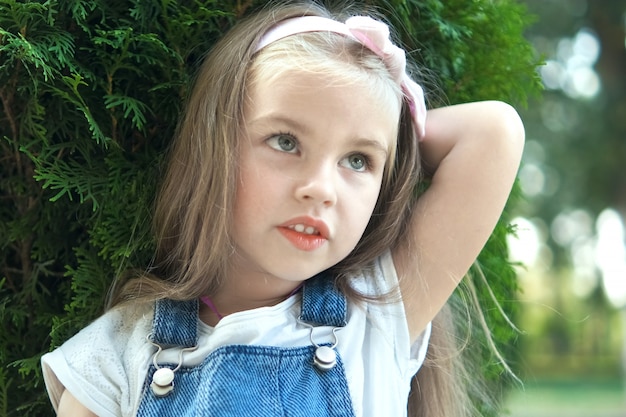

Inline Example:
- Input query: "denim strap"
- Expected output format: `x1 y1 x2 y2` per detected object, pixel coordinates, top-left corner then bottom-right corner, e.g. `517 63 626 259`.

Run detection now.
300 272 348 327
151 298 198 347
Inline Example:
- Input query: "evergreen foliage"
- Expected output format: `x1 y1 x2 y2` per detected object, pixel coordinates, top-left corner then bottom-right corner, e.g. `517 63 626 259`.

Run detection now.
0 0 541 415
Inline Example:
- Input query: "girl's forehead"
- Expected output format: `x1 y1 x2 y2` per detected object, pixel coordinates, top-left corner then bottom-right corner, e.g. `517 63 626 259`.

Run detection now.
247 65 402 115
246 69 401 121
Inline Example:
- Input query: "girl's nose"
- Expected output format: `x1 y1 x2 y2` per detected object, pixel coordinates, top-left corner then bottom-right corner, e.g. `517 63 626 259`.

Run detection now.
294 162 338 207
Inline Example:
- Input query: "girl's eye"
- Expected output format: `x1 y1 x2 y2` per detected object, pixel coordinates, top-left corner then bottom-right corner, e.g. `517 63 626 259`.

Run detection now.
341 153 370 172
267 133 298 153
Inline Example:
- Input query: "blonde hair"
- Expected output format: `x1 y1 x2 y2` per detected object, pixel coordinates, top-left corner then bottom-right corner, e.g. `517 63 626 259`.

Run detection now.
111 2 503 417
115 1 421 304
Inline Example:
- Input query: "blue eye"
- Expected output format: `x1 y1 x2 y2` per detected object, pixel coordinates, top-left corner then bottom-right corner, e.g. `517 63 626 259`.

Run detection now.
341 153 370 172
267 133 298 153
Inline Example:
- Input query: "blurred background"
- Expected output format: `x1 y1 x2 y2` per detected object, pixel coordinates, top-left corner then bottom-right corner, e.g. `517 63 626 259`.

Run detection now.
504 1 626 416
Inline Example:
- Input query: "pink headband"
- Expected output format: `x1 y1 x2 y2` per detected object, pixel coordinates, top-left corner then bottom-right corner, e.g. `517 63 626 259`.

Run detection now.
256 15 427 139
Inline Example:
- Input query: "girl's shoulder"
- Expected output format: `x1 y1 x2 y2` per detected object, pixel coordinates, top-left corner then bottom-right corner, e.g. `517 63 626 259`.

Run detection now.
41 301 156 417
79 300 155 350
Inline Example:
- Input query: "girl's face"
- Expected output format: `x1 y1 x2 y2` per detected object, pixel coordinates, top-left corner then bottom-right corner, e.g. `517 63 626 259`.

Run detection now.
231 71 400 287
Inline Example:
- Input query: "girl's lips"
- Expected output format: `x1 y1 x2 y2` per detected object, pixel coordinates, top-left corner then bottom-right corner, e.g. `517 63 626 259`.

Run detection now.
278 227 327 251
278 217 330 251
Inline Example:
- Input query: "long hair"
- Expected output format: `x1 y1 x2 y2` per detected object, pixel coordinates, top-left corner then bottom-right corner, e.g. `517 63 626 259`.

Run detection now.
110 2 490 417
113 1 421 306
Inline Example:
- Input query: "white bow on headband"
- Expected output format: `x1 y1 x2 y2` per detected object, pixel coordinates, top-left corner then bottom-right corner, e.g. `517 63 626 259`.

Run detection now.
256 15 427 139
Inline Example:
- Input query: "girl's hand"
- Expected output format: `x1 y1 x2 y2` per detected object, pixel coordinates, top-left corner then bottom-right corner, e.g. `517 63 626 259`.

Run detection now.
393 101 525 341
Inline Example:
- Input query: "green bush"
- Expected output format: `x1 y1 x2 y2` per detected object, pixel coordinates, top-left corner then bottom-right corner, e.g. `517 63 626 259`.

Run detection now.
0 0 540 415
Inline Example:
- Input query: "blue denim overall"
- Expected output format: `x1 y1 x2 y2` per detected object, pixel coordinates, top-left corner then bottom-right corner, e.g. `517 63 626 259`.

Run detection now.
136 274 356 416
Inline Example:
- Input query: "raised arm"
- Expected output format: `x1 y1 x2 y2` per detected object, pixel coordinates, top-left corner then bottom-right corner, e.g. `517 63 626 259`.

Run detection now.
392 101 525 340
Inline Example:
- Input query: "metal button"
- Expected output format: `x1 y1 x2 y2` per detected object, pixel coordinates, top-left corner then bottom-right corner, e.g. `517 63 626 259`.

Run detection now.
151 367 175 397
314 346 337 371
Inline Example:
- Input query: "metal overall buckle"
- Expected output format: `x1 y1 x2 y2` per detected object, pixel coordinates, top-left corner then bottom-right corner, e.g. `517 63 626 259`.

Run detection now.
298 321 341 371
147 334 198 397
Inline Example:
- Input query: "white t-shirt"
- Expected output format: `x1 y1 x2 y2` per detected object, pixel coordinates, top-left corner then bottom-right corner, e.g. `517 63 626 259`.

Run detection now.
41 251 430 417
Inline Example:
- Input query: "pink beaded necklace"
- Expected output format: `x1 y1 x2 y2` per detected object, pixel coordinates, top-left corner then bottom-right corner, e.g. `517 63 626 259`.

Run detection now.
200 284 304 320
199 295 224 319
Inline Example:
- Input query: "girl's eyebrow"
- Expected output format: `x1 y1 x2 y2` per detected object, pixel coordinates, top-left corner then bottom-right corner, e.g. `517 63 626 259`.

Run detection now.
350 138 389 158
248 114 311 135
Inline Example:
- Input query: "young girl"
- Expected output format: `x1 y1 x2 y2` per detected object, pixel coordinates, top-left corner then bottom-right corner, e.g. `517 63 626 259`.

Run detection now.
41 2 524 416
